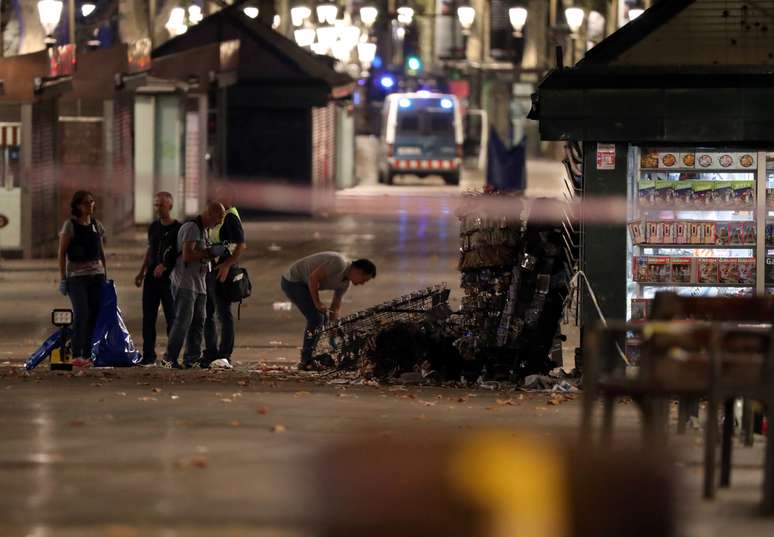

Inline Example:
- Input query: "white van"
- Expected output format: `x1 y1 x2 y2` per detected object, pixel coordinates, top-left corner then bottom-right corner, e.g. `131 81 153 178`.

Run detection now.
378 92 464 185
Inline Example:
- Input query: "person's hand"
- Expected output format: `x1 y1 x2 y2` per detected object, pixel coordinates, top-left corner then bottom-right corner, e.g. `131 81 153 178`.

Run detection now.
153 264 166 278
209 243 227 258
328 309 339 321
58 279 68 296
217 264 230 283
316 303 328 315
134 272 144 287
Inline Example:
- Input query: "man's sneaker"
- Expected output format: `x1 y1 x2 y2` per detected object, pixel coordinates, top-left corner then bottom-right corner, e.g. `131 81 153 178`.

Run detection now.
71 357 92 368
210 358 233 370
160 359 181 369
140 356 157 367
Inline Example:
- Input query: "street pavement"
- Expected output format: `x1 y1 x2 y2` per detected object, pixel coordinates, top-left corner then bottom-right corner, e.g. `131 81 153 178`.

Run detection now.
1 163 772 536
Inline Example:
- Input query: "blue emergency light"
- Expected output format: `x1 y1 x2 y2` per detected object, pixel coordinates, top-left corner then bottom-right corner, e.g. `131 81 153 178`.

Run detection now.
379 75 395 89
440 98 453 109
399 98 412 108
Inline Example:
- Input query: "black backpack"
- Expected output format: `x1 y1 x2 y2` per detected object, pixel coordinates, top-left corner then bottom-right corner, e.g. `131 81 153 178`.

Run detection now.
218 265 252 319
160 218 201 272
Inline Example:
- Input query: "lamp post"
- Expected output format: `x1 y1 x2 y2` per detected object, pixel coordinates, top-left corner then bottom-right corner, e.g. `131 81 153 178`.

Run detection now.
564 6 585 64
37 0 64 45
508 6 527 38
290 5 312 27
628 8 644 21
359 6 378 29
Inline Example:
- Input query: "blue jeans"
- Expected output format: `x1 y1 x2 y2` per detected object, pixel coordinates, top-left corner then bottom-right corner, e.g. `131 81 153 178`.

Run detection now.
67 274 105 358
281 277 325 362
166 286 207 366
204 271 235 363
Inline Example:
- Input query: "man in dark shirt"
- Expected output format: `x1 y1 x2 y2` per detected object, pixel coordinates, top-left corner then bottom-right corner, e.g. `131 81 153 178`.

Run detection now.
134 192 180 366
203 185 247 369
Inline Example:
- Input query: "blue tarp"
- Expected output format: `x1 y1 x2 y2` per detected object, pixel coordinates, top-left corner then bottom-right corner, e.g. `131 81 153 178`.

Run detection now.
486 128 526 192
91 280 142 367
25 329 68 371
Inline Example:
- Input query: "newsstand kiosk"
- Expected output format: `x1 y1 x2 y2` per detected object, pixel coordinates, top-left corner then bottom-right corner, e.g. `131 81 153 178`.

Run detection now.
530 0 774 351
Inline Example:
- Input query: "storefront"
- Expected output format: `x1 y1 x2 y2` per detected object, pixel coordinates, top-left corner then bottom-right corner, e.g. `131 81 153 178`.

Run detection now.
530 0 774 333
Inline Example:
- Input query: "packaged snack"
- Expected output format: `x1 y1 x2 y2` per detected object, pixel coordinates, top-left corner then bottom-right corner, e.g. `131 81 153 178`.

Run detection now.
742 222 756 245
680 153 696 168
738 258 756 285
630 299 652 321
654 181 674 205
640 151 659 169
697 258 719 283
766 257 774 285
649 256 672 283
625 339 642 366
675 222 688 244
638 180 656 206
660 222 675 244
674 181 693 206
718 259 740 284
692 181 714 206
628 221 644 244
729 222 745 245
688 221 703 244
634 256 650 282
646 221 661 244
713 181 734 207
766 224 774 246
733 181 754 206
671 257 692 283
702 222 716 244
767 189 774 209
715 222 730 245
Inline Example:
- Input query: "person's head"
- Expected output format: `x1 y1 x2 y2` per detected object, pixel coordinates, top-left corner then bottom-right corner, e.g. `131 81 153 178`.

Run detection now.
154 192 173 219
202 202 226 229
212 182 236 209
70 190 96 218
349 259 376 285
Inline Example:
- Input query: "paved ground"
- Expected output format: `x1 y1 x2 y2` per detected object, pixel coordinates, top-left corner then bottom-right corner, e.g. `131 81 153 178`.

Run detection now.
1 161 772 535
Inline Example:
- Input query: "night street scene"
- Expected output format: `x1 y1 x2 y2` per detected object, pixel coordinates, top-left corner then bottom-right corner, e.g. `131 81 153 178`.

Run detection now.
1 0 774 536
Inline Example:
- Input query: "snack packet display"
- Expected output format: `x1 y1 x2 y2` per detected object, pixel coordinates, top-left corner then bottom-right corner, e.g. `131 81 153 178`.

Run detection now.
628 221 644 244
675 222 688 244
713 181 734 207
634 256 650 282
654 181 674 205
729 222 745 245
767 224 774 246
688 221 703 244
767 189 774 209
639 180 656 206
718 259 740 284
733 181 754 206
697 258 719 283
660 222 675 244
630 299 652 321
715 222 730 245
674 181 693 206
738 259 756 285
766 257 774 285
692 181 714 206
649 257 671 283
702 222 716 244
646 221 661 243
742 222 756 245
671 257 693 283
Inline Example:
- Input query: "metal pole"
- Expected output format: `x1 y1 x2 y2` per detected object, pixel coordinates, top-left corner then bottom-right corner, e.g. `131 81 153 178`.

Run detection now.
68 0 76 44
149 0 157 45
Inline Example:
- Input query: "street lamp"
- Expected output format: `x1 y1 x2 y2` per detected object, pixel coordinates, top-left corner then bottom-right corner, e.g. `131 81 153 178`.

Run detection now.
243 6 259 19
316 25 338 50
629 8 644 20
316 3 338 25
273 14 281 29
508 6 527 37
294 27 316 47
81 2 96 17
290 6 312 27
165 6 187 36
37 0 63 44
188 5 203 25
359 6 378 28
564 7 585 34
457 6 476 35
396 6 414 26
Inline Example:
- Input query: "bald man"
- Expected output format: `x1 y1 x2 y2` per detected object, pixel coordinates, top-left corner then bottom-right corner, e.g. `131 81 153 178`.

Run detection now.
164 202 226 369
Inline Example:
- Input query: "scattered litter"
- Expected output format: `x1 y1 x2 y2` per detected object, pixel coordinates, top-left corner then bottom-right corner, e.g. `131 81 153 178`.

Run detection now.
175 455 208 469
138 396 157 402
230 420 241 427
69 419 86 427
269 340 284 346
116 392 127 396
271 424 286 433
267 243 282 252
170 395 180 400
257 406 269 415
272 302 292 311
152 387 162 393
220 398 232 403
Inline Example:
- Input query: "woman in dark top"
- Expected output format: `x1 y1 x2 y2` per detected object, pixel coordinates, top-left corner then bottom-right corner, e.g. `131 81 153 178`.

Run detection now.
57 190 107 366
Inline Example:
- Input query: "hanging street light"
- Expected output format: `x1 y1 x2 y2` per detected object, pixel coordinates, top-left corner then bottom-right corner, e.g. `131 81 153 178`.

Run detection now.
187 5 203 24
165 6 187 36
564 7 585 35
290 6 312 27
396 6 414 26
272 14 281 29
359 6 378 28
629 8 644 21
508 6 527 37
456 6 475 35
294 27 316 47
243 6 259 19
37 0 63 44
81 2 96 17
316 25 338 50
316 3 338 25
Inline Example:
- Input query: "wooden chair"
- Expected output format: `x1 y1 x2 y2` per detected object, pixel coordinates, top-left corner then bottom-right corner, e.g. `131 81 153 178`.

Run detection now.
583 292 774 513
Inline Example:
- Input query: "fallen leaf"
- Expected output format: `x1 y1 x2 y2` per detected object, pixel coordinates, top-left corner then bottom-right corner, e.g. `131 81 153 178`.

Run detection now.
69 419 86 427
497 399 516 406
237 380 249 387
220 398 232 403
272 424 286 433
138 396 158 402
294 391 311 397
175 455 208 469
457 397 468 403
116 392 127 397
257 406 269 415
230 420 241 427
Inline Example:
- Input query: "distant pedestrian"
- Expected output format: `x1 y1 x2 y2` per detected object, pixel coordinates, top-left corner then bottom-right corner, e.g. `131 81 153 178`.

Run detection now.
203 184 247 369
163 202 226 369
281 252 376 370
134 192 180 366
57 190 106 367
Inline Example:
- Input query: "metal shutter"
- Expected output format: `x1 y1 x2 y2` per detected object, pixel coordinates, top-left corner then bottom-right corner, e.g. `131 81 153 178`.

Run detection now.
30 100 59 258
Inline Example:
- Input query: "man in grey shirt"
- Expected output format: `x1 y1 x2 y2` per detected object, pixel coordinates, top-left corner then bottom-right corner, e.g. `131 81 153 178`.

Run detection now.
281 252 376 369
164 202 226 368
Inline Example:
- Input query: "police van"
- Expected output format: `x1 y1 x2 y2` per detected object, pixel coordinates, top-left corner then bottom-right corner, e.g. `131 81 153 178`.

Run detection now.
378 92 463 186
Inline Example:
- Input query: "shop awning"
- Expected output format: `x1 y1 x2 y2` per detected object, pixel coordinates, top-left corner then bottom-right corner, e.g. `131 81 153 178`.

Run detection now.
152 4 354 104
531 0 774 143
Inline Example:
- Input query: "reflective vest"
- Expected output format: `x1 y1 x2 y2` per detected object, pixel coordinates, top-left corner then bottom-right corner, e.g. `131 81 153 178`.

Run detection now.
212 206 241 243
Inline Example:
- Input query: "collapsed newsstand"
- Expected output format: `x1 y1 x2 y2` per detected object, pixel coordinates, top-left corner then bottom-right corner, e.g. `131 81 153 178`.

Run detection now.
529 0 774 362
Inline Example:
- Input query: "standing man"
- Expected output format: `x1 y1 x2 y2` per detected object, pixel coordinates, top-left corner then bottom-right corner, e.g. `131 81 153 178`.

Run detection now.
203 185 247 369
281 252 376 370
134 192 180 366
164 202 226 369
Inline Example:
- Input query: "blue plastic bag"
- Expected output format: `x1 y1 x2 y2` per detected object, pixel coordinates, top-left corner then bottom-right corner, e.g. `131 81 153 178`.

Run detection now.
486 127 526 192
25 329 68 371
90 280 142 367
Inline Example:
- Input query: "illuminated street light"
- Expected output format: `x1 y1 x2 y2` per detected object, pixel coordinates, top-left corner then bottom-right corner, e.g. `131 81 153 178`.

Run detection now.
457 6 475 35
165 7 187 36
272 14 281 29
564 7 585 34
396 6 414 26
316 25 338 50
357 42 376 64
508 6 527 37
243 6 259 19
359 6 378 28
316 3 338 25
294 27 316 47
290 6 312 27
629 8 644 20
81 2 96 17
188 5 203 25
37 0 63 43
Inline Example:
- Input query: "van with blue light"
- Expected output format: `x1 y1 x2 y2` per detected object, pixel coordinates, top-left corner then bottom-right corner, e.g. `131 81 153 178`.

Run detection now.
378 92 463 185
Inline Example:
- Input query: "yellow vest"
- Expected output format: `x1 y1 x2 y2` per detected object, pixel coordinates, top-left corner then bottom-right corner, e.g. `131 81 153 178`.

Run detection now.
212 206 240 243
